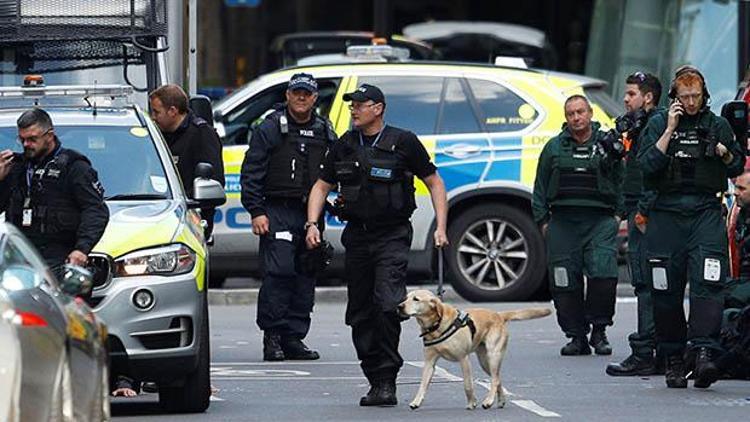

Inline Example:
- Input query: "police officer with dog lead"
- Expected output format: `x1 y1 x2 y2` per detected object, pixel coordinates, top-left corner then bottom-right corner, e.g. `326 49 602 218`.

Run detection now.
305 83 448 407
240 73 335 362
0 108 109 271
532 95 623 357
606 72 664 377
637 65 745 389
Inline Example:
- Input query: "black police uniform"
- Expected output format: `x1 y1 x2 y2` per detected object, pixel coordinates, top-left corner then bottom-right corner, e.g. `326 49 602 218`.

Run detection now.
162 111 225 238
0 140 109 269
240 107 335 353
319 124 436 391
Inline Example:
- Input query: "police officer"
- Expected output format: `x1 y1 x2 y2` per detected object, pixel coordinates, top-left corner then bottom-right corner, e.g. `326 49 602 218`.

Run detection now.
240 73 335 361
149 84 225 239
305 84 448 406
532 95 623 356
637 65 745 388
726 171 750 309
607 72 664 376
0 108 108 271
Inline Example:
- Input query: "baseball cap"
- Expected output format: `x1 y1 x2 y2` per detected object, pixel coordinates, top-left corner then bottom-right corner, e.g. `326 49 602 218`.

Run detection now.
343 84 385 104
288 73 318 92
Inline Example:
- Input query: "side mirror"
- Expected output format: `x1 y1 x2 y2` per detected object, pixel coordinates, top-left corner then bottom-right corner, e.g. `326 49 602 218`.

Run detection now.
189 95 214 127
192 162 226 208
60 265 93 298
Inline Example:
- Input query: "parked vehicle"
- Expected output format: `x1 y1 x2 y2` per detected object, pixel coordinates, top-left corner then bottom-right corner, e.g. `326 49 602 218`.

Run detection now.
0 224 109 421
0 82 225 413
211 53 620 301
0 288 21 422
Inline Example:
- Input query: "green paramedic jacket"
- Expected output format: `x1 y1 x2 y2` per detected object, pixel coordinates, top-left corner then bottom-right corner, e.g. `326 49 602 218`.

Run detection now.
532 122 624 225
637 108 745 214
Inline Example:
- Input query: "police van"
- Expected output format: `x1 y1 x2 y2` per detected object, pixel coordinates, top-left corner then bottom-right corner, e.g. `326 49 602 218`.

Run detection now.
211 51 619 301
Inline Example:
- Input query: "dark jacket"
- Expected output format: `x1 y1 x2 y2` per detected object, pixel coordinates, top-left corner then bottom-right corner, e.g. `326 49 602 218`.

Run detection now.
532 121 624 225
162 111 225 198
240 108 335 219
637 108 745 213
0 142 109 264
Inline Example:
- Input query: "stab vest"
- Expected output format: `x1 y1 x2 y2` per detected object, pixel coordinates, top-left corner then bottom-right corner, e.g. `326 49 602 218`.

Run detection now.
649 114 726 194
265 110 334 199
7 148 87 246
334 127 416 223
548 139 617 205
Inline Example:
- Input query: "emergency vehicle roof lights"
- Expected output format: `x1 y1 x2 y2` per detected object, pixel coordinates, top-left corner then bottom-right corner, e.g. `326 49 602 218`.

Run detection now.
494 56 528 69
0 84 134 100
346 45 410 62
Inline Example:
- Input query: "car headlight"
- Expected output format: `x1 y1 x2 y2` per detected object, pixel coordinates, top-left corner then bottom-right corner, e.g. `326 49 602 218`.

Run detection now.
114 244 196 277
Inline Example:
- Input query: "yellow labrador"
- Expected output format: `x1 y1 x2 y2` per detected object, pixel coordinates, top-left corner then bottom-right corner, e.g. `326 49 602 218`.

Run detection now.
398 289 551 410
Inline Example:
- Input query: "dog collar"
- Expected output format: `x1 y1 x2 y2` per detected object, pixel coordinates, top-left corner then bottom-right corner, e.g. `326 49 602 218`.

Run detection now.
422 310 476 347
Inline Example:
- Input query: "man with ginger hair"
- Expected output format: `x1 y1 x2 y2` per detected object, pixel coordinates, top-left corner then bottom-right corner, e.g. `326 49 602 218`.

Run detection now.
637 65 745 388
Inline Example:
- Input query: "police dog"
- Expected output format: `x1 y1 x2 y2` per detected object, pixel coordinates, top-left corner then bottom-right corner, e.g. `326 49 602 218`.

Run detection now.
398 289 551 410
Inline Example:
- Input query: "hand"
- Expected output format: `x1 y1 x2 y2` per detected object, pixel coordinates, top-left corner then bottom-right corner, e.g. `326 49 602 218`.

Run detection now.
306 225 321 249
251 215 270 236
66 250 88 266
433 228 449 248
715 142 728 157
667 100 683 132
541 223 549 237
0 150 14 181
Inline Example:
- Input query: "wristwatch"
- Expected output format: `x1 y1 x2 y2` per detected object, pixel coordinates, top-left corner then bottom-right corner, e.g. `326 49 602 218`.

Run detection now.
304 221 319 230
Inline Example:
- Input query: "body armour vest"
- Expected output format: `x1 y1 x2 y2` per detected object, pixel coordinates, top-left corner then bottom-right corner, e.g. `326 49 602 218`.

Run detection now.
651 123 726 194
333 127 416 223
548 139 617 204
6 148 86 247
265 111 334 199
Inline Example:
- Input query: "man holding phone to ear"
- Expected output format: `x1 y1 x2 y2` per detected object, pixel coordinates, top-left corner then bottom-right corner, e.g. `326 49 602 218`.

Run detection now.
638 65 745 389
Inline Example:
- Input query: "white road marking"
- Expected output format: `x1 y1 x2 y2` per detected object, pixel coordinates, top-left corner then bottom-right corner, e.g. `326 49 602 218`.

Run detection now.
616 297 637 304
406 361 559 417
209 395 225 402
513 399 561 417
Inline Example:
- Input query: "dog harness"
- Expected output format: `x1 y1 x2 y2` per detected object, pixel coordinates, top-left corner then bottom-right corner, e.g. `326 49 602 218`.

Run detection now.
421 310 476 347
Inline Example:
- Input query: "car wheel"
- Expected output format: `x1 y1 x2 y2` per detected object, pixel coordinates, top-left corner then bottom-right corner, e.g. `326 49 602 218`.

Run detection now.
159 291 211 413
447 203 546 302
49 349 74 422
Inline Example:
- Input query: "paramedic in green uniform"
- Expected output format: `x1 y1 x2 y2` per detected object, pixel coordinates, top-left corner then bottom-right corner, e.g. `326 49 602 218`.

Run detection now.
532 95 623 356
637 65 745 389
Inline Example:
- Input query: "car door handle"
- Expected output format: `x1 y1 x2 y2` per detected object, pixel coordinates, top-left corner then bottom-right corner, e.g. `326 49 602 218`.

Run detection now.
442 143 482 159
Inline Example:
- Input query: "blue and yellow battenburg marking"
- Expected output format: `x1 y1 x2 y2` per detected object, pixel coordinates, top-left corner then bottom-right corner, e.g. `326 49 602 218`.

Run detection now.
214 65 614 229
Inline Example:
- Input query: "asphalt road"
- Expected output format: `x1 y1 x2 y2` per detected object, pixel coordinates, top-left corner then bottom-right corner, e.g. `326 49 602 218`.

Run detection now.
109 295 750 421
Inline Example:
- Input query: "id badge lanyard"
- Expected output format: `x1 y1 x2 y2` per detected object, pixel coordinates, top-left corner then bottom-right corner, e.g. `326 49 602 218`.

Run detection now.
359 125 386 148
23 146 61 226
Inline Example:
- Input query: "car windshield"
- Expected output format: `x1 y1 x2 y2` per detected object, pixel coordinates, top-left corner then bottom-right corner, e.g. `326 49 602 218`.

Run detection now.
0 125 172 199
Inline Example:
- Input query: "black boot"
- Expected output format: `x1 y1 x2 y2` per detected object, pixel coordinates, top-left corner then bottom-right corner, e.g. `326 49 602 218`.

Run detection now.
665 355 687 388
281 337 320 360
560 336 591 356
360 379 397 407
263 332 285 361
606 354 657 376
589 326 612 355
693 347 719 389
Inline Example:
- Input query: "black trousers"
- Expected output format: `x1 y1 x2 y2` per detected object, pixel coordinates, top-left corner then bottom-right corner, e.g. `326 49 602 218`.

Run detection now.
342 221 411 383
256 200 315 339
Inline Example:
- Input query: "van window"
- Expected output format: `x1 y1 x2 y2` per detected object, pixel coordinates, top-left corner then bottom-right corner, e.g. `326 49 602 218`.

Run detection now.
357 75 443 135
221 77 342 145
438 78 481 134
468 78 539 132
